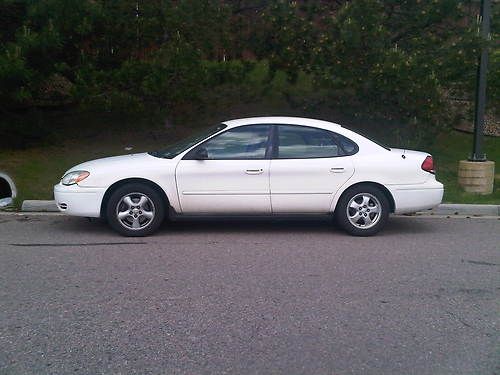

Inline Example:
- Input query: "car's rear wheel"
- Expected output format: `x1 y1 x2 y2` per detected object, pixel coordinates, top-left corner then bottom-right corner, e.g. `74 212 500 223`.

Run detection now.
335 185 389 236
106 183 165 236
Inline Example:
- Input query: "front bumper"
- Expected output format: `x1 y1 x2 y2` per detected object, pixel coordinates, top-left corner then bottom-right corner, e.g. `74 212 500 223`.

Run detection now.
53 183 106 218
389 179 444 214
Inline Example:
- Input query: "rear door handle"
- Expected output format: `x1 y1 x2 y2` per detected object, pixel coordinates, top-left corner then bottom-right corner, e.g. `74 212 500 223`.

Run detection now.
245 169 264 175
330 167 345 173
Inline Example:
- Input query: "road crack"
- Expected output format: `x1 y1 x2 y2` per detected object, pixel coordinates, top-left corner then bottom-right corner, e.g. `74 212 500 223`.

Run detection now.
10 242 147 247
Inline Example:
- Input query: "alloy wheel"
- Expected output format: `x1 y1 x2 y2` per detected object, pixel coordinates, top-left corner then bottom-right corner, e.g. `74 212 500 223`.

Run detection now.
115 192 155 230
346 193 382 229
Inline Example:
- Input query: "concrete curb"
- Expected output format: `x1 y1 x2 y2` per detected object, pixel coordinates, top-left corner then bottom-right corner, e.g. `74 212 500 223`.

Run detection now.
21 200 59 212
424 204 499 216
14 200 500 216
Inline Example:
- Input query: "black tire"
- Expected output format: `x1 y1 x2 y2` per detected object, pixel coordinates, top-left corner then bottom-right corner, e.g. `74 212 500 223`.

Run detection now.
106 183 165 237
335 185 389 236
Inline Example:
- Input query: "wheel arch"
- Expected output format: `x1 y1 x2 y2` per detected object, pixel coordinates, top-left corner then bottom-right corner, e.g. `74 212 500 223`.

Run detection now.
100 178 170 219
333 181 395 214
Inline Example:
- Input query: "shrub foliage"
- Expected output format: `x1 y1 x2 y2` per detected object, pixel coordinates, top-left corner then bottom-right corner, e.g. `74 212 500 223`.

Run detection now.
0 0 497 128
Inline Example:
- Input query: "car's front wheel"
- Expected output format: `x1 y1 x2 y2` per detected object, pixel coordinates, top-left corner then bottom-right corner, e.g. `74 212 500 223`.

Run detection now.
335 185 389 236
106 183 165 236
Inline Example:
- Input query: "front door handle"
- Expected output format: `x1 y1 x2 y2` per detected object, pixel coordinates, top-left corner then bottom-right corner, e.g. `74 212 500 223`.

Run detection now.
245 169 264 175
330 167 345 173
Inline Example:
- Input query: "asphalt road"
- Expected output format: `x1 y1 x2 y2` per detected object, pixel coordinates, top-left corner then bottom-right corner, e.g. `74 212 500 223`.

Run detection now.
0 214 499 375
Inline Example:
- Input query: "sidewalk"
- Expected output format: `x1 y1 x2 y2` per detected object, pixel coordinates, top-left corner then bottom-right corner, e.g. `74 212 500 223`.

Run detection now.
15 200 500 216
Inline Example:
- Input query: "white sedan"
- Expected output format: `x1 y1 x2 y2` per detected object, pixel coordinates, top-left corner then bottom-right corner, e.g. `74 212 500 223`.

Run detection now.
54 117 443 236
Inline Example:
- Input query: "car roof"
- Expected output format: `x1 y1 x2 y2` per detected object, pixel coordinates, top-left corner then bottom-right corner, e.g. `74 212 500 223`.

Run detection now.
222 117 342 129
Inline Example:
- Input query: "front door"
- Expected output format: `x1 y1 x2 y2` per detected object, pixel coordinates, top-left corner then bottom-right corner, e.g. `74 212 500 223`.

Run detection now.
176 125 272 214
270 125 355 213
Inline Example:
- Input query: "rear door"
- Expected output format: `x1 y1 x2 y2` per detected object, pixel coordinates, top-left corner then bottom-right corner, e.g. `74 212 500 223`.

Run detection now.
270 125 355 213
176 125 272 214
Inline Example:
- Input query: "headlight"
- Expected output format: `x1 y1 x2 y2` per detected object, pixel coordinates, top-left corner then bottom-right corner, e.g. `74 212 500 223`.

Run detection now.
61 171 90 186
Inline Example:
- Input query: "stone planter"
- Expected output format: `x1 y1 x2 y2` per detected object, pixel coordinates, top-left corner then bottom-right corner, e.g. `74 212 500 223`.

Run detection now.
458 160 495 194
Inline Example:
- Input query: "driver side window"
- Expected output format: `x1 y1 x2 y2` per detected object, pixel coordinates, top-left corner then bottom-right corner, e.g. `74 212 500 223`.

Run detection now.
186 125 271 160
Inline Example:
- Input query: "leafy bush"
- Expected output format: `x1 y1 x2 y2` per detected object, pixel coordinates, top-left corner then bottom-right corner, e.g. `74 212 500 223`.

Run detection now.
262 0 487 125
0 0 498 149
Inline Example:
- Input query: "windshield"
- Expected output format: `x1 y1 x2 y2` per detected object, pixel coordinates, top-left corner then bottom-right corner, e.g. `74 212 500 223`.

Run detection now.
149 124 227 159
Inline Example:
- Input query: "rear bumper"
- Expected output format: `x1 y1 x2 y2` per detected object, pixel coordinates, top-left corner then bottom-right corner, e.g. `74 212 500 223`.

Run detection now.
53 183 105 217
389 180 444 214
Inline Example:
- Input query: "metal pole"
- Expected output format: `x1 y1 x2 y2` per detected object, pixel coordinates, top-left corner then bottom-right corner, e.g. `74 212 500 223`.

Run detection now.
470 0 490 162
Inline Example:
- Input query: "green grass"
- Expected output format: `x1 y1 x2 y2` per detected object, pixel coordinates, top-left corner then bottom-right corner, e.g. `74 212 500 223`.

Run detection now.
429 131 499 204
0 124 498 208
0 128 184 207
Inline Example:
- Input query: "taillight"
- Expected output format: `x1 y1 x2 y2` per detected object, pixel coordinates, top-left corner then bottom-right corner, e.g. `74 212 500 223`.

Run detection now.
421 155 435 174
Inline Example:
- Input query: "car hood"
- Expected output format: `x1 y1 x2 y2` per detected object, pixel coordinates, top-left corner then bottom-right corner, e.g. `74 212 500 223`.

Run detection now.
66 153 159 174
60 152 177 188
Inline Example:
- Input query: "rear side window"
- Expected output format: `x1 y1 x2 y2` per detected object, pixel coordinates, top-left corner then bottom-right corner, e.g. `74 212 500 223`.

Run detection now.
334 133 358 155
276 125 357 159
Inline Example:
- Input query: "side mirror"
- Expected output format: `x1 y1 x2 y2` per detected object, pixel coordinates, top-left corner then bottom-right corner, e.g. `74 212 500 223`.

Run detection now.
194 147 208 160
